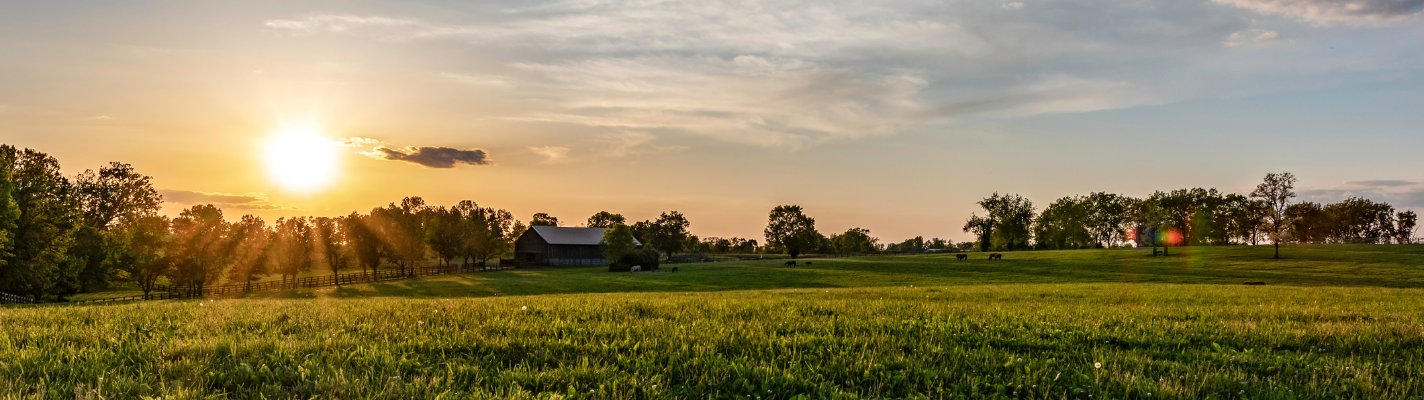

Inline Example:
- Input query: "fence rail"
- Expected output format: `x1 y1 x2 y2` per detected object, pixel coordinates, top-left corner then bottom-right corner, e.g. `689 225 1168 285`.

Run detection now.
66 264 511 306
0 291 35 305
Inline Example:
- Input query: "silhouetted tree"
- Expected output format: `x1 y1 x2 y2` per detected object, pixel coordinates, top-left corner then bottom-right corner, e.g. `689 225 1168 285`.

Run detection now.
1396 211 1418 244
1252 172 1296 259
632 211 691 261
422 206 462 267
343 212 383 278
1034 196 1094 249
312 216 349 282
600 223 638 267
70 162 163 291
586 211 625 228
225 215 271 292
964 193 1035 251
271 217 313 287
830 227 878 255
764 205 819 259
531 212 559 227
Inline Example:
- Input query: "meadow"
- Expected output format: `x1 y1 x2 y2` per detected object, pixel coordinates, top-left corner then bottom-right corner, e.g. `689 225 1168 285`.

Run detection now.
3 245 1424 399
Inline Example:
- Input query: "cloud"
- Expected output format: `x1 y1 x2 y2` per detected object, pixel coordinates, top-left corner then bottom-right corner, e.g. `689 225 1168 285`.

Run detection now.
370 146 490 168
1213 0 1424 25
1224 29 1280 47
160 190 286 210
1002 2 1025 10
342 138 492 168
529 146 570 163
1299 180 1424 209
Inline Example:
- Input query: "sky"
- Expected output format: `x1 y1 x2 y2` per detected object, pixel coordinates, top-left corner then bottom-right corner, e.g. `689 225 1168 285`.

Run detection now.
2 0 1422 242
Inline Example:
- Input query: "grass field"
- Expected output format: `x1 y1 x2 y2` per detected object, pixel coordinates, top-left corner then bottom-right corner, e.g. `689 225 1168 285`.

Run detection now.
3 245 1423 398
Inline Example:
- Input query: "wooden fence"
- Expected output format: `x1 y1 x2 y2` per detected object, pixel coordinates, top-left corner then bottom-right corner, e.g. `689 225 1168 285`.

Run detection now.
0 291 35 305
66 264 510 306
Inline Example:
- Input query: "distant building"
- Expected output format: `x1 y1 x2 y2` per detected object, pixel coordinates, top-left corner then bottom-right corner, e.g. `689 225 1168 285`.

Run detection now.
514 226 639 266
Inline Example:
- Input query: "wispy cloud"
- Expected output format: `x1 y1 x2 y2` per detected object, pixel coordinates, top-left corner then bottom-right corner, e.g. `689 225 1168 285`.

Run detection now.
1224 29 1280 47
160 189 286 210
1213 0 1424 25
1300 180 1424 209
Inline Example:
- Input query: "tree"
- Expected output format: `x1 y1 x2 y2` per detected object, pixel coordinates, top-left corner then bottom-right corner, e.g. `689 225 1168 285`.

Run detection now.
1251 172 1296 259
1323 197 1395 243
467 206 516 267
1083 192 1133 248
586 211 626 228
371 198 428 276
1033 196 1094 250
225 215 271 292
271 217 314 286
764 205 820 259
104 215 170 299
531 213 559 227
421 206 462 267
1396 210 1418 244
0 145 81 301
343 212 384 278
70 162 163 291
632 211 691 261
312 216 349 281
600 223 638 266
963 193 1035 251
170 204 228 295
830 227 878 255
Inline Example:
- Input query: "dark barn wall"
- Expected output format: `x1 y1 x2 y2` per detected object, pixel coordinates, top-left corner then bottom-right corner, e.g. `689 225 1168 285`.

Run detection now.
514 231 550 265
514 230 607 266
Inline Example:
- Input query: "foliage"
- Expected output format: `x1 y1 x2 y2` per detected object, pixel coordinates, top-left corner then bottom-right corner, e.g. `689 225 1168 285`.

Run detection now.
170 204 228 294
964 193 1035 251
1033 196 1095 250
1252 171 1297 258
600 224 638 268
829 227 878 255
586 211 626 228
530 212 559 227
764 205 820 259
630 211 691 261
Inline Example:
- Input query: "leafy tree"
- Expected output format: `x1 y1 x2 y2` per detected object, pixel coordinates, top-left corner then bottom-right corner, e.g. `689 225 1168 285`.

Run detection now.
0 145 81 301
830 227 878 255
422 206 462 267
1083 192 1133 248
70 162 163 291
271 217 313 286
343 212 384 278
1396 211 1418 244
467 205 516 267
104 215 170 299
1284 202 1328 243
1033 196 1095 250
312 216 349 281
371 198 428 276
633 211 691 261
964 193 1035 251
1323 197 1395 243
764 205 820 259
586 211 626 228
170 204 228 295
600 223 638 268
531 212 559 227
225 215 271 292
1251 172 1296 258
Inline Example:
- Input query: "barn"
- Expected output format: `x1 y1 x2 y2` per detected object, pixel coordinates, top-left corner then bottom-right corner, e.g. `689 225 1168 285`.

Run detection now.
514 226 637 266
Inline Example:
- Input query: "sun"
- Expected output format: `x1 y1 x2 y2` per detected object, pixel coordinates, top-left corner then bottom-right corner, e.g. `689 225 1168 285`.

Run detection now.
264 127 339 194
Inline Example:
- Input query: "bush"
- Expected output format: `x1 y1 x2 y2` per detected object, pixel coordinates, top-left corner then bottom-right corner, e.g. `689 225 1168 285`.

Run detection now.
609 249 661 272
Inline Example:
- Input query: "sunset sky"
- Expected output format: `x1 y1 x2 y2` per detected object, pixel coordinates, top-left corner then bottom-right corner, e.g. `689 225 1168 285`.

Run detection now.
3 0 1422 242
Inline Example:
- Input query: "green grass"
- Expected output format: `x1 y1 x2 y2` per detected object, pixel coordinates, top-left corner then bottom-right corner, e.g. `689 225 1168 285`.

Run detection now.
4 245 1424 399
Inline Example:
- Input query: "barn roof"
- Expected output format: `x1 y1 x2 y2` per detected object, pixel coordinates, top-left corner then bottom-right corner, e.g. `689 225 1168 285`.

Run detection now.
528 226 638 246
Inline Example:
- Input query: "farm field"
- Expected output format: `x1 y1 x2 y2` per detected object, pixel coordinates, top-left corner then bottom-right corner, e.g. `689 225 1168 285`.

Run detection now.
4 245 1424 398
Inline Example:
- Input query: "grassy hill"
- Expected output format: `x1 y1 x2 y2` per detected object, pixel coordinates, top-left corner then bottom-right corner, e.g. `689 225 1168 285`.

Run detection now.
3 245 1423 398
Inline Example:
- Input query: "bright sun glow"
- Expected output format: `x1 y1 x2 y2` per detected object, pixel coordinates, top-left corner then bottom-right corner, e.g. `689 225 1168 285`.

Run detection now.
264 128 339 193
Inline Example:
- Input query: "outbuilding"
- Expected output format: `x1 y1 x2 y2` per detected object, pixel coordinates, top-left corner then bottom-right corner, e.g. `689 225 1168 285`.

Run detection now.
514 226 637 266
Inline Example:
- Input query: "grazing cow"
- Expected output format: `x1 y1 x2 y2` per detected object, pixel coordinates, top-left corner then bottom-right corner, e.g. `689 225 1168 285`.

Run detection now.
630 265 641 272
671 267 679 273
1243 281 1266 286
784 260 797 267
804 261 813 266
955 254 968 261
988 253 1003 260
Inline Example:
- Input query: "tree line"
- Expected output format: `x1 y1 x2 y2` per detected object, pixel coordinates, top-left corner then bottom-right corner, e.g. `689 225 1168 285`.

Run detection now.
4 143 1416 300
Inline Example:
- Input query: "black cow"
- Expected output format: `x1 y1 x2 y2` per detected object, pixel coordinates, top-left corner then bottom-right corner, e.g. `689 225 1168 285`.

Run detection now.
784 260 797 267
955 254 968 261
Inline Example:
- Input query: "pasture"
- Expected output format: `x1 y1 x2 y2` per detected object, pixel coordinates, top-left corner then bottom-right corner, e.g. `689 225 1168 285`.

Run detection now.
3 245 1424 399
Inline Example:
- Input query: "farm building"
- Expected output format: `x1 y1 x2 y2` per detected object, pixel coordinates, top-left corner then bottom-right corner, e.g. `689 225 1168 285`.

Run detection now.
514 226 638 266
